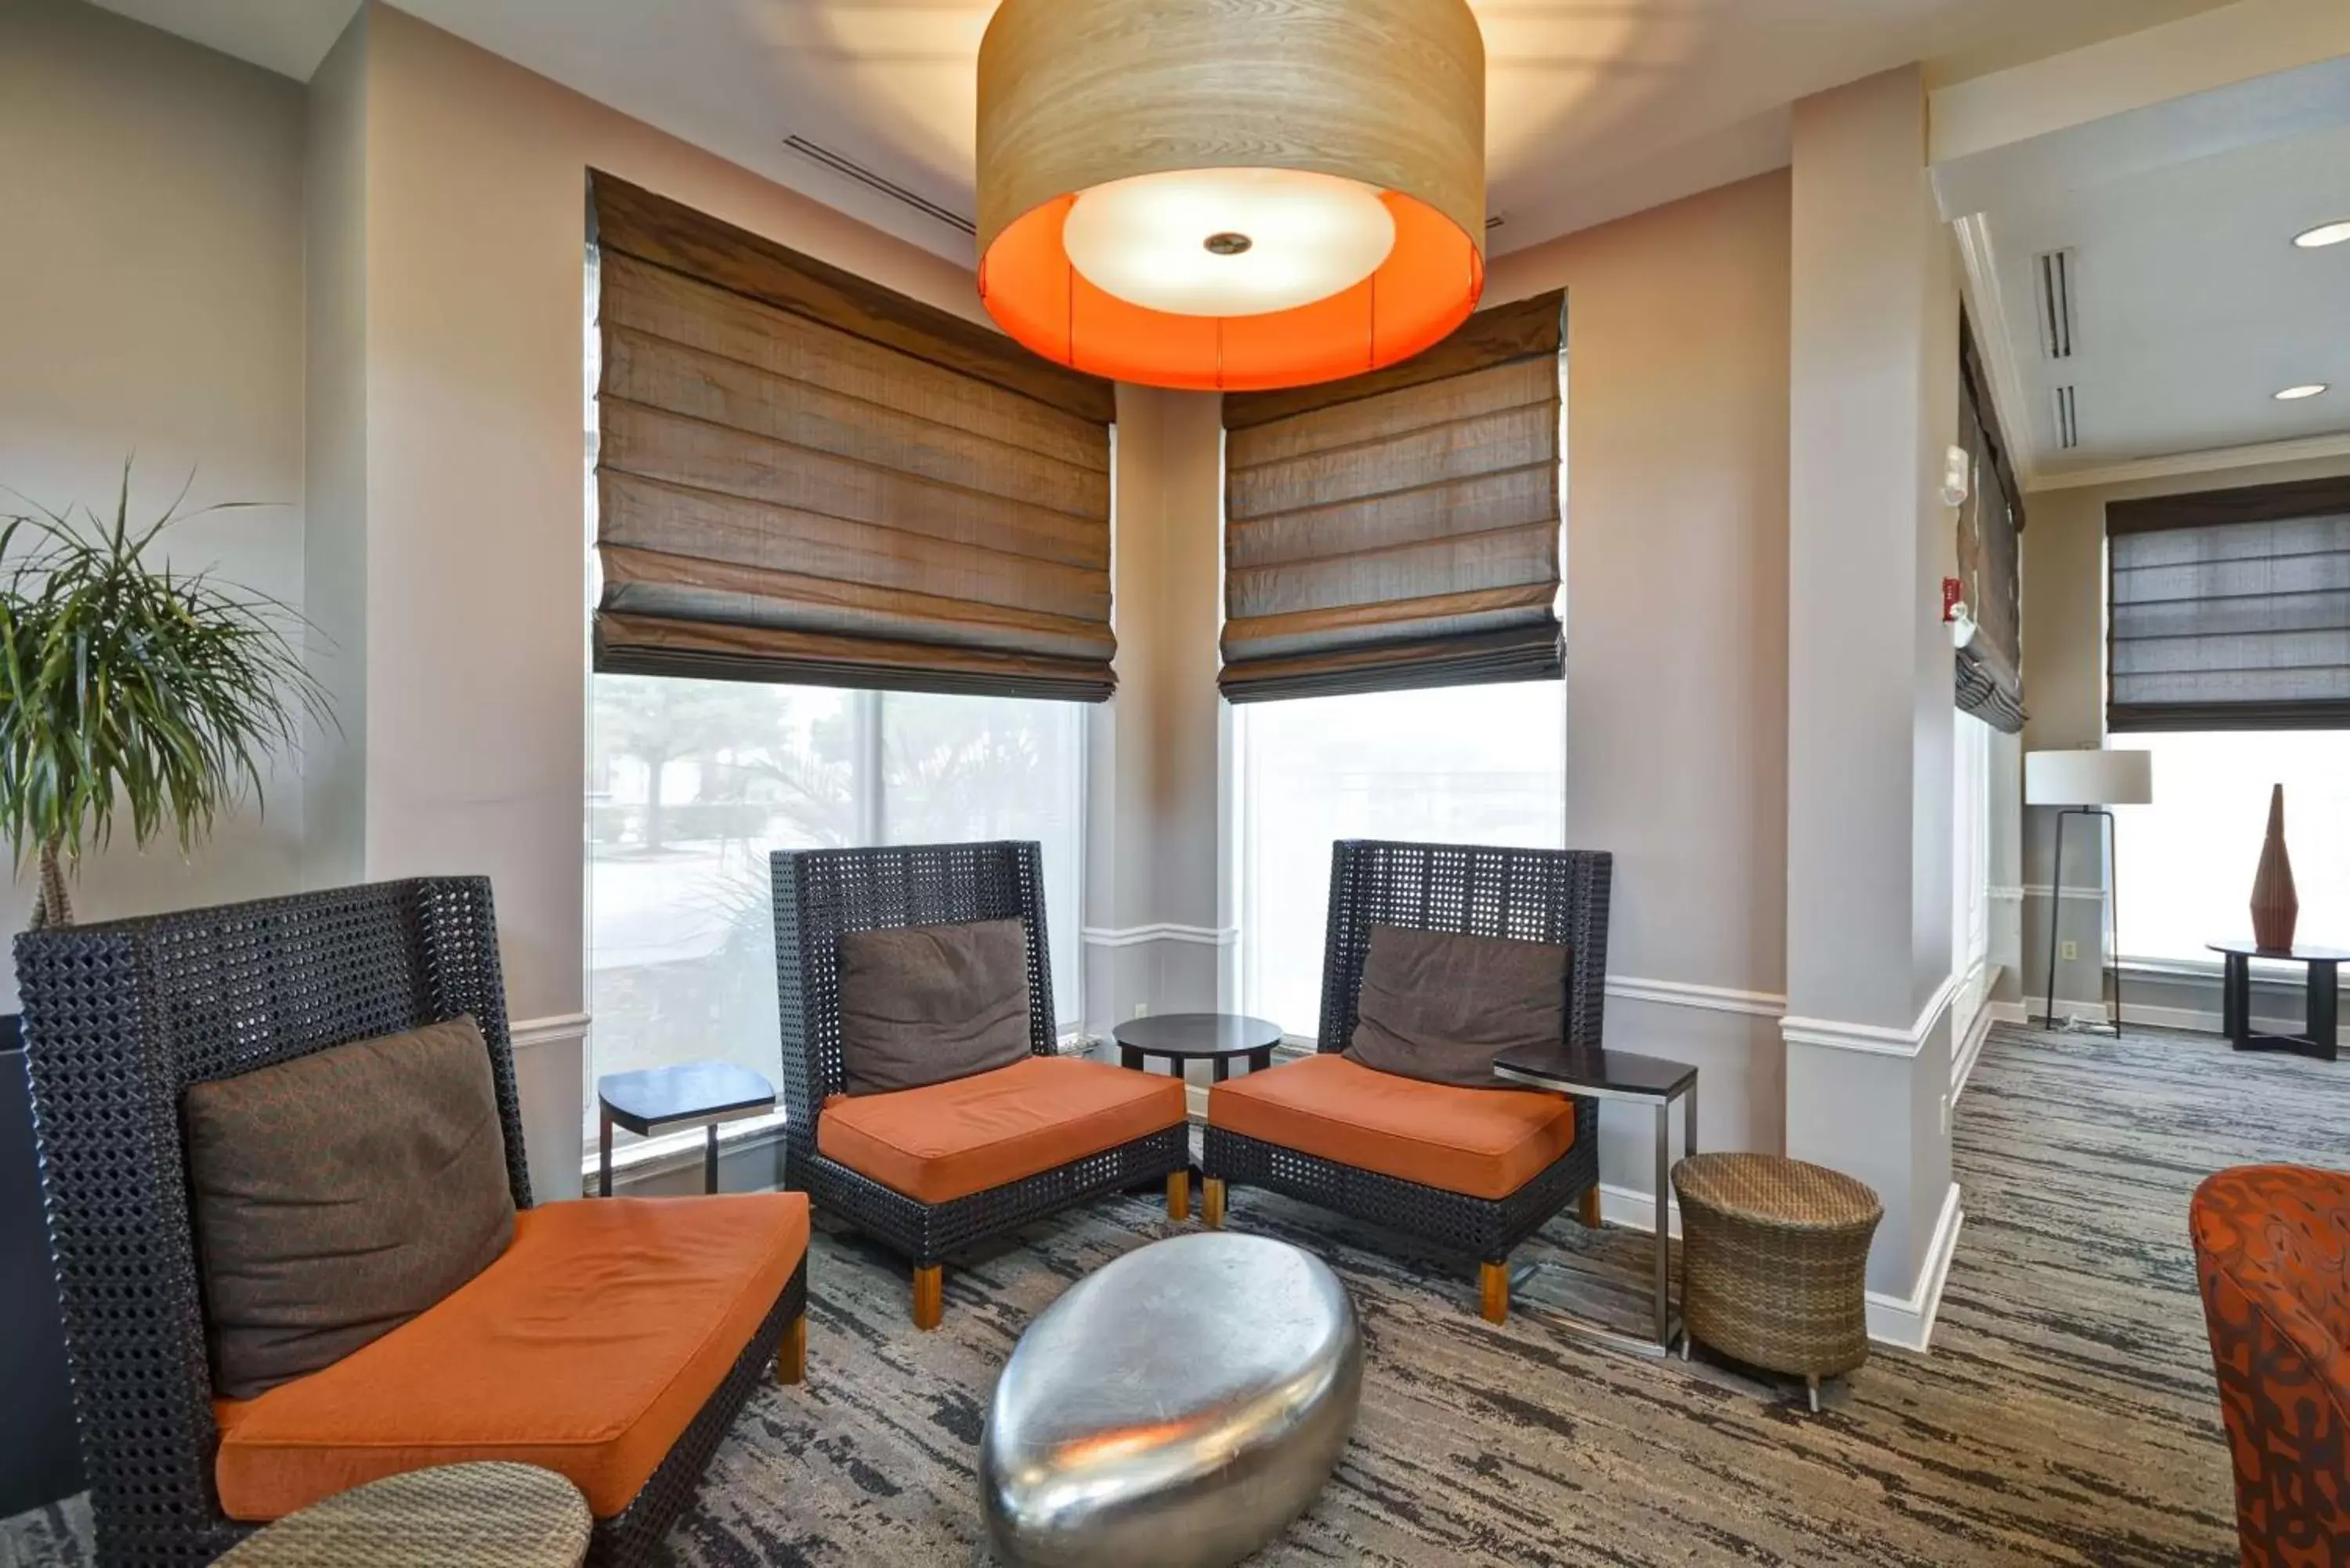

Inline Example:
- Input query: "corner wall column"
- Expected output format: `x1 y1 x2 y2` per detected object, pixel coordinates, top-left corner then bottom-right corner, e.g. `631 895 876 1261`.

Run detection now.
1783 65 1961 1342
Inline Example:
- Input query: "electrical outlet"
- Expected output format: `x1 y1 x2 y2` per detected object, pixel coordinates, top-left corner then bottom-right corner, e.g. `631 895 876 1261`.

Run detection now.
2060 940 2078 962
1133 1002 1149 1018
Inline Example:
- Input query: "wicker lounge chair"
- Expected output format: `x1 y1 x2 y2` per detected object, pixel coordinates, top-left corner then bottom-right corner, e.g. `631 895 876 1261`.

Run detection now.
772 841 1189 1328
13 878 807 1568
1202 840 1608 1322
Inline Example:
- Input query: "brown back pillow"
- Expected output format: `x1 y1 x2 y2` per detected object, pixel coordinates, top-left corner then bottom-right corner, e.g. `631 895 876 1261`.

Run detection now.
1343 925 1570 1088
837 917 1034 1096
183 1014 516 1400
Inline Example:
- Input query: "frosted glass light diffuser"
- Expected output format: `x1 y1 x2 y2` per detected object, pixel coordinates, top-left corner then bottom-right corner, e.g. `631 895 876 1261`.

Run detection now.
2025 749 2153 806
1063 168 1397 318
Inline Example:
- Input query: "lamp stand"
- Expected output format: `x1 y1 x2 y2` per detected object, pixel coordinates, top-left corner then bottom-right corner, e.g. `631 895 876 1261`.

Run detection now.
2044 806 2123 1038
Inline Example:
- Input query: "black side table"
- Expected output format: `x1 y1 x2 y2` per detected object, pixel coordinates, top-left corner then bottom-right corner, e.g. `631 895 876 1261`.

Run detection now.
597 1060 777 1197
2209 941 2350 1063
1111 1013 1284 1082
1492 1042 1697 1359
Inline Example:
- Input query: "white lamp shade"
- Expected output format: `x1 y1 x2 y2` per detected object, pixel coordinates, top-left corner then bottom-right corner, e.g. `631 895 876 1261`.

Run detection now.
2025 748 2153 807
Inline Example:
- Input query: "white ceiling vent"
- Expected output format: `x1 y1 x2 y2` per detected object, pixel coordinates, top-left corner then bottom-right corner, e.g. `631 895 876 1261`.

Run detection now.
2033 248 2077 361
783 135 975 237
2052 385 2081 450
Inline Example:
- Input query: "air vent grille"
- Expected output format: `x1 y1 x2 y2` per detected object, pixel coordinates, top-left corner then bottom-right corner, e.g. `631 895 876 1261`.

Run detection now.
2052 385 2080 450
2033 248 2077 360
783 135 974 236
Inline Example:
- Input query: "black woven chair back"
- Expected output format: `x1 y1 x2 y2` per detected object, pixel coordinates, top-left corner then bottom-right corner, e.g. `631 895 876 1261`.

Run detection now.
1316 840 1612 1056
771 841 1056 1155
9 876 524 1566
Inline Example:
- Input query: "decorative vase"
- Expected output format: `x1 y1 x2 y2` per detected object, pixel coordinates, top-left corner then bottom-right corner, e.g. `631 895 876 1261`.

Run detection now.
2250 783 2299 952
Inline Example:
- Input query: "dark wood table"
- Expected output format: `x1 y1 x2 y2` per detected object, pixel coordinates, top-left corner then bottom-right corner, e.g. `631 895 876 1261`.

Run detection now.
2209 941 2350 1062
1492 1042 1698 1358
1112 1013 1284 1082
597 1060 776 1196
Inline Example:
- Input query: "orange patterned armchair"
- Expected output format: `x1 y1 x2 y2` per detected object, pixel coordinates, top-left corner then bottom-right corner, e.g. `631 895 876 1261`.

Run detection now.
2191 1165 2350 1566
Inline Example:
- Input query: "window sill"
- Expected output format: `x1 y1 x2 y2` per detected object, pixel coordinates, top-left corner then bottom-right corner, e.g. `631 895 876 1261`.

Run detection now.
584 1107 790 1187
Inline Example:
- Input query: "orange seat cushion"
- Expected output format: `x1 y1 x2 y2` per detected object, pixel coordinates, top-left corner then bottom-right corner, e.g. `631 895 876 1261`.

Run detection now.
818 1054 1187 1204
1209 1053 1576 1201
213 1192 808 1521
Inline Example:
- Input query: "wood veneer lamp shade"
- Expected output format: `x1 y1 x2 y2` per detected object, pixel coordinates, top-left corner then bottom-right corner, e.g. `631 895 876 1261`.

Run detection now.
974 0 1488 392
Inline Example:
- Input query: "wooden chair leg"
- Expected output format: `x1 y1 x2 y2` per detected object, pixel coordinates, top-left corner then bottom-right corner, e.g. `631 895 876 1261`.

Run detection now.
777 1313 807 1385
1202 1177 1227 1230
1479 1260 1509 1324
1166 1169 1191 1220
1578 1185 1603 1228
913 1264 944 1331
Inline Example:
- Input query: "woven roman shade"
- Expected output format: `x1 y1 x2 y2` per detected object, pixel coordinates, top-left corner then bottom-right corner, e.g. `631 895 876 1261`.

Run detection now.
1954 321 2025 732
2109 475 2350 732
589 173 1119 700
1218 291 1566 703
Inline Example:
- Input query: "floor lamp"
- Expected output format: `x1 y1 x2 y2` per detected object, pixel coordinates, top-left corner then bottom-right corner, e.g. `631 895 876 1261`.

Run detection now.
2025 749 2153 1035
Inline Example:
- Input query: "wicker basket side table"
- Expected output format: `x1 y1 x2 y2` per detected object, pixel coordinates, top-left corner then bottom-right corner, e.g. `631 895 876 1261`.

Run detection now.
1671 1152 1882 1411
213 1461 591 1567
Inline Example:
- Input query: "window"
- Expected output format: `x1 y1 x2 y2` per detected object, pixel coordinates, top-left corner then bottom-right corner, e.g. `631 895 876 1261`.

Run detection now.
586 676 1084 1142
2111 729 2350 966
1237 682 1567 1039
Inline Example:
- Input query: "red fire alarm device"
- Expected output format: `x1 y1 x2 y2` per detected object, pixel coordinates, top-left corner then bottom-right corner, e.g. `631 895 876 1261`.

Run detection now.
1942 576 1965 623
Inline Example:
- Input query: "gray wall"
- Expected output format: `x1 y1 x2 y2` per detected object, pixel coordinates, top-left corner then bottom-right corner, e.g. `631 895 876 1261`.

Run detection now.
1484 171 1795 1193
0 0 309 1010
2020 450 2350 1021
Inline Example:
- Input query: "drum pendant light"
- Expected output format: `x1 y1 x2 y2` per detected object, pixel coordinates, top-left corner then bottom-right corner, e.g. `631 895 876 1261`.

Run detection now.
976 0 1487 392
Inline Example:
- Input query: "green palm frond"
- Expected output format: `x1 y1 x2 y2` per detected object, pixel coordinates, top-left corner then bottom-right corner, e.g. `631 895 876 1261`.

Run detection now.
0 463 333 880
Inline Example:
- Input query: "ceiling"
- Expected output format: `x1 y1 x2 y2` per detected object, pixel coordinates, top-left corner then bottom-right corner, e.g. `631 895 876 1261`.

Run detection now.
1979 121 2350 478
94 0 2234 266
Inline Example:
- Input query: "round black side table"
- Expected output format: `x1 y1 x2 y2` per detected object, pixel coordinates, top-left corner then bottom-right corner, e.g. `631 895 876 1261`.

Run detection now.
1112 1013 1284 1082
2209 940 2350 1062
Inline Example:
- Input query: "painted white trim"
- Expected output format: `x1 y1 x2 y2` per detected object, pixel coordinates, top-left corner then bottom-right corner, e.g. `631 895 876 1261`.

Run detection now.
511 1011 589 1050
1603 975 1786 1018
1595 1180 1681 1240
1987 999 2027 1026
1865 1182 1963 1352
1987 884 2025 902
2021 883 2106 902
1781 972 1958 1059
2028 431 2350 493
1081 923 1239 949
1951 212 2042 486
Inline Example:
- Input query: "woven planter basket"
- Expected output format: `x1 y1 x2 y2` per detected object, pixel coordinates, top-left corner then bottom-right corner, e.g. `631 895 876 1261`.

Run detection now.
1672 1152 1882 1380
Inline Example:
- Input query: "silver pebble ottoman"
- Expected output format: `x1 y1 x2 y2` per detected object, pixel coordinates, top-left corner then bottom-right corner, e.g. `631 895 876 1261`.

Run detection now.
981 1232 1362 1568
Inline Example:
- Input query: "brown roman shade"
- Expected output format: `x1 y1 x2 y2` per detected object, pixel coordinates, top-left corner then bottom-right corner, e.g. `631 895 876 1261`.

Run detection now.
589 173 1119 701
1218 291 1566 703
1954 319 2026 732
2109 474 2350 732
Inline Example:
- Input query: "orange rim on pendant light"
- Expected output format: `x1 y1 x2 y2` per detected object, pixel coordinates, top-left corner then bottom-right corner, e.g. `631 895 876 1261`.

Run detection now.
975 0 1488 392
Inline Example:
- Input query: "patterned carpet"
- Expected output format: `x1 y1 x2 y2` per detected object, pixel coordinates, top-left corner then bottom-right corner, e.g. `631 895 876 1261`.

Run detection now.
4 1022 2322 1566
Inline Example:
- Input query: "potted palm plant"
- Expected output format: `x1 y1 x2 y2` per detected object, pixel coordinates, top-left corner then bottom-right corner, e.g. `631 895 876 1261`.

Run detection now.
0 468 325 1515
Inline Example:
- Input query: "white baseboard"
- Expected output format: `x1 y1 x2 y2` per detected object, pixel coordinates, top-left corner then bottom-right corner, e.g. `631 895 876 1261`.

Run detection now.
1596 1180 1681 1238
1864 1181 1962 1352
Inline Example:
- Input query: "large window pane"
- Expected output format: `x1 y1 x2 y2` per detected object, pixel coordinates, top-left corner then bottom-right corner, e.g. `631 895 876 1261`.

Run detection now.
1238 682 1566 1039
586 677 1086 1142
588 678 859 1134
2112 730 2350 964
881 691 1085 1028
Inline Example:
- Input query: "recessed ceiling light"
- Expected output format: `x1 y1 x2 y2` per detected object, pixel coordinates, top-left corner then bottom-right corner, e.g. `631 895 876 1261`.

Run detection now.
2275 383 2329 401
2294 220 2350 249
